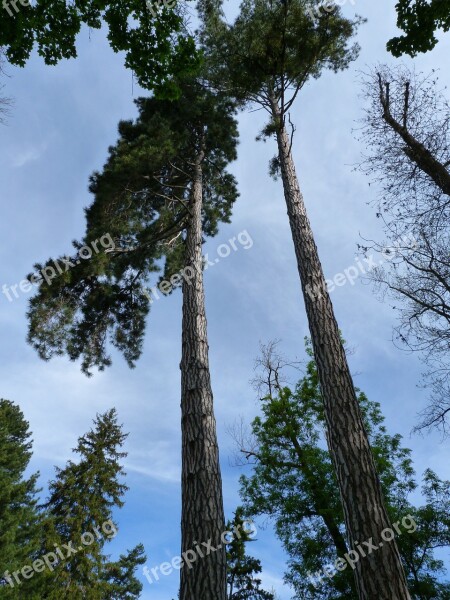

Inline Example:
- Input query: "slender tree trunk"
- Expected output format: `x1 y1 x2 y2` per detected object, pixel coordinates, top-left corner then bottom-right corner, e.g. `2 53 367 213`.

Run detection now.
180 146 227 600
271 103 411 600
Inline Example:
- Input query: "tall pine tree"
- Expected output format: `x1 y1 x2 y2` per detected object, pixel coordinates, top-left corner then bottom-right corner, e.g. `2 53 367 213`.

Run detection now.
26 77 239 599
201 1 410 596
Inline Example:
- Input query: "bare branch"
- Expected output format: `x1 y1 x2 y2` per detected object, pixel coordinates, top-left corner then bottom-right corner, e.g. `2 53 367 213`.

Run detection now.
250 339 301 399
226 417 259 467
357 64 450 435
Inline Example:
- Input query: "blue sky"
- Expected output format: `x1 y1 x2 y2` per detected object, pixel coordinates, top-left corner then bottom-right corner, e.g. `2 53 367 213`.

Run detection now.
1 1 450 598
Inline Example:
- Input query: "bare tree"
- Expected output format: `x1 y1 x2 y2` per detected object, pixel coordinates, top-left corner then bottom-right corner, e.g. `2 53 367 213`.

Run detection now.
250 340 302 399
358 65 450 434
228 341 301 468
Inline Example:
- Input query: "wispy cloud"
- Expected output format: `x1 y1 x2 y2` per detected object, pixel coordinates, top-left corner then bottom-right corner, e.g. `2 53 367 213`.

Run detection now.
12 141 48 167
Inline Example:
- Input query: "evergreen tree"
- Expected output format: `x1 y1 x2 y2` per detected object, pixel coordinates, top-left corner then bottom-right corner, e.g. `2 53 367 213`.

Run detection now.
37 409 146 598
201 2 410 596
104 544 147 599
226 508 274 600
237 341 450 599
26 77 239 599
0 399 42 599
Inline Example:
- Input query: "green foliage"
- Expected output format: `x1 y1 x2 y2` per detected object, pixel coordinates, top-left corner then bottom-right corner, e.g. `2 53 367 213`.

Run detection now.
38 409 146 598
0 0 200 94
398 469 450 600
226 508 274 600
46 409 128 531
104 544 147 599
0 405 144 598
0 399 42 598
202 0 363 110
239 340 450 599
27 78 238 374
388 0 450 57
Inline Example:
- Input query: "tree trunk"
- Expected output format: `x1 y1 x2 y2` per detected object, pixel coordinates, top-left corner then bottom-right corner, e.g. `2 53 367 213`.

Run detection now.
180 147 227 600
272 104 411 600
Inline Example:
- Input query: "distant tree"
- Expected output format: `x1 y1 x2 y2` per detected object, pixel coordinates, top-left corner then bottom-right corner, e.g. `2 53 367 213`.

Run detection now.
202 1 410 596
358 65 450 435
387 0 450 57
226 508 274 600
0 399 42 599
38 408 145 598
235 341 450 599
0 0 199 96
26 77 239 600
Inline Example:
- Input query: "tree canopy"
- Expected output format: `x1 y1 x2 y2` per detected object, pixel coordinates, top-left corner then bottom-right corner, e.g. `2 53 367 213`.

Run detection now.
27 78 238 374
202 0 363 114
236 341 450 598
0 0 200 95
388 0 450 57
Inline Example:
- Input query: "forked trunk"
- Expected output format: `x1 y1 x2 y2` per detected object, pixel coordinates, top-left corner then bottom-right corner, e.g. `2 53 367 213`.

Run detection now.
179 148 227 600
272 105 411 599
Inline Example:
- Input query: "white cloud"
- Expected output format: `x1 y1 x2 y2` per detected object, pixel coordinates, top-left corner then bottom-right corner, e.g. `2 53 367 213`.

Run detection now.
11 141 49 167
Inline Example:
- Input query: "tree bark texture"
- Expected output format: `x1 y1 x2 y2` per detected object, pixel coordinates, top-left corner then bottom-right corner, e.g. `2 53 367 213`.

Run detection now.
273 106 411 600
180 148 227 600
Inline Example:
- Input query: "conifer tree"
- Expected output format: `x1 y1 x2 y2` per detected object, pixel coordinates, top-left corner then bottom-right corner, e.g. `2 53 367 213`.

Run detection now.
201 1 410 597
0 399 42 599
26 78 239 599
226 508 274 600
236 342 450 599
38 409 146 598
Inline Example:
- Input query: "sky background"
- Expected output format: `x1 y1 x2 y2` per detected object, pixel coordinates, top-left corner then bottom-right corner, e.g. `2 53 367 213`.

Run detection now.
1 1 450 598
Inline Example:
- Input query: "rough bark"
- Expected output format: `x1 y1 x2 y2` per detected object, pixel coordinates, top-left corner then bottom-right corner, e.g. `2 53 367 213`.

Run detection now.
180 147 227 600
272 104 411 599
